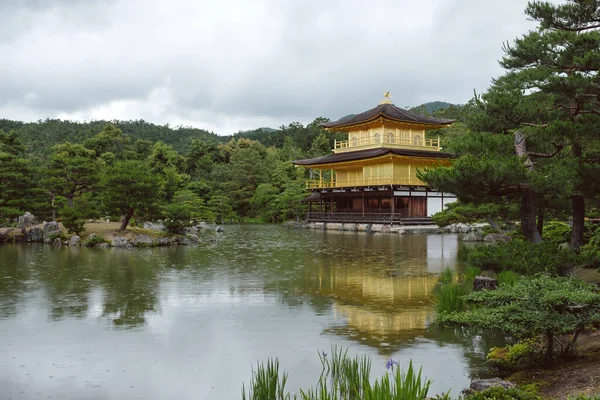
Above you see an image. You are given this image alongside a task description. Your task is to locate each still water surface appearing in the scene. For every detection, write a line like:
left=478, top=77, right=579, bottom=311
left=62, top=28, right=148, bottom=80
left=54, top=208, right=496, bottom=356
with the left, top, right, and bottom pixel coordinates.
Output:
left=0, top=225, right=502, bottom=399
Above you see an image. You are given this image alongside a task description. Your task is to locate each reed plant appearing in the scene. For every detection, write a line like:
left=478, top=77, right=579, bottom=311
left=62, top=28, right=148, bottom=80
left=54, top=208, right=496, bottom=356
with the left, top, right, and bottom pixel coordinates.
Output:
left=242, top=359, right=291, bottom=400
left=241, top=346, right=433, bottom=400
left=435, top=281, right=470, bottom=315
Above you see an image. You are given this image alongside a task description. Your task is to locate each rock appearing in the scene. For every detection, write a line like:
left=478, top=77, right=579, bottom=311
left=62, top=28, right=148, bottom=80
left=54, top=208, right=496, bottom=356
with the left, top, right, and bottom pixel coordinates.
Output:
left=463, top=231, right=484, bottom=242
left=0, top=228, right=12, bottom=243
left=365, top=224, right=373, bottom=233
left=176, top=237, right=191, bottom=245
left=133, top=235, right=154, bottom=247
left=96, top=243, right=110, bottom=249
left=187, top=226, right=199, bottom=234
left=17, top=212, right=37, bottom=228
left=43, top=221, right=59, bottom=236
left=27, top=227, right=44, bottom=242
left=391, top=228, right=406, bottom=235
left=456, top=223, right=472, bottom=233
left=155, top=237, right=172, bottom=246
left=185, top=234, right=199, bottom=244
left=88, top=233, right=97, bottom=240
left=469, top=378, right=515, bottom=393
left=215, top=225, right=224, bottom=233
left=111, top=237, right=131, bottom=248
left=43, top=230, right=61, bottom=243
left=69, top=235, right=80, bottom=246
left=125, top=244, right=134, bottom=250
left=143, top=222, right=153, bottom=229
left=558, top=242, right=570, bottom=250
left=483, top=233, right=511, bottom=243
left=473, top=276, right=499, bottom=291
left=52, top=237, right=62, bottom=246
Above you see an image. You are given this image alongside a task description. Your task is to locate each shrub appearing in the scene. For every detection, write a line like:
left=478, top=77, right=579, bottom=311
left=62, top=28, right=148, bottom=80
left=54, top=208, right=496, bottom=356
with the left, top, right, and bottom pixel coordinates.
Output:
left=84, top=234, right=106, bottom=246
left=60, top=206, right=85, bottom=235
left=486, top=339, right=543, bottom=373
left=542, top=220, right=571, bottom=244
left=466, top=241, right=584, bottom=275
left=496, top=270, right=520, bottom=286
left=462, top=386, right=541, bottom=400
left=162, top=203, right=192, bottom=234
left=568, top=395, right=600, bottom=400
left=439, top=275, right=600, bottom=357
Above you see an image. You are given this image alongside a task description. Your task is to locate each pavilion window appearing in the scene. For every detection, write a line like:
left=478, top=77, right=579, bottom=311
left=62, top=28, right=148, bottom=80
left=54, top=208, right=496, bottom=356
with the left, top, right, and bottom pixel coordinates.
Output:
left=388, top=132, right=395, bottom=143
left=413, top=135, right=421, bottom=146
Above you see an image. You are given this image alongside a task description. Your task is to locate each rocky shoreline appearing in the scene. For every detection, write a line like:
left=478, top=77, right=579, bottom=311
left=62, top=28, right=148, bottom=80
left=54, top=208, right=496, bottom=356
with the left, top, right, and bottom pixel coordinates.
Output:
left=283, top=220, right=513, bottom=242
left=0, top=213, right=224, bottom=248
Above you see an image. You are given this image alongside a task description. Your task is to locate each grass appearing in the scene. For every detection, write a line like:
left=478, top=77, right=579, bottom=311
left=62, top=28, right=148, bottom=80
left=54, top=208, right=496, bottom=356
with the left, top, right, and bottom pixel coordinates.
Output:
left=241, top=346, right=433, bottom=400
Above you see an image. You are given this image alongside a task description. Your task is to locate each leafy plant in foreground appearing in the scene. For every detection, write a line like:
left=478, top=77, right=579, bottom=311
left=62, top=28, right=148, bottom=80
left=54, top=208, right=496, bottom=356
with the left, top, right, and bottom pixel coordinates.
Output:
left=439, top=275, right=600, bottom=357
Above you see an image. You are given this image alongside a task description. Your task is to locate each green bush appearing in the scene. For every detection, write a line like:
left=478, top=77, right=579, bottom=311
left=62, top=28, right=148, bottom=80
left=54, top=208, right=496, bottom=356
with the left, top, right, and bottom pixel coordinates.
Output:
left=486, top=339, right=543, bottom=373
left=439, top=275, right=600, bottom=357
left=466, top=241, right=584, bottom=275
left=60, top=206, right=85, bottom=235
left=162, top=203, right=192, bottom=234
left=462, top=386, right=540, bottom=400
left=568, top=395, right=600, bottom=400
left=542, top=220, right=571, bottom=244
left=84, top=234, right=106, bottom=246
left=496, top=270, right=520, bottom=286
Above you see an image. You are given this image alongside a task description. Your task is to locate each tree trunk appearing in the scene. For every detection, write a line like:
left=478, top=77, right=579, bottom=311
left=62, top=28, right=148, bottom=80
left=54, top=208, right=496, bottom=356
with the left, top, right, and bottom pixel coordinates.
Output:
left=118, top=208, right=134, bottom=232
left=546, top=331, right=554, bottom=358
left=521, top=187, right=543, bottom=243
left=571, top=195, right=585, bottom=253
left=67, top=193, right=74, bottom=207
left=537, top=208, right=544, bottom=236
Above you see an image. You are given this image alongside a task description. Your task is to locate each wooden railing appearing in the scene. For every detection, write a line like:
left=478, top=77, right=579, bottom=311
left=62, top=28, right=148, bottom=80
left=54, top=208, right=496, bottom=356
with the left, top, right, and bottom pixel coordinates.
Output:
left=334, top=134, right=440, bottom=152
left=305, top=175, right=425, bottom=189
left=306, top=212, right=435, bottom=224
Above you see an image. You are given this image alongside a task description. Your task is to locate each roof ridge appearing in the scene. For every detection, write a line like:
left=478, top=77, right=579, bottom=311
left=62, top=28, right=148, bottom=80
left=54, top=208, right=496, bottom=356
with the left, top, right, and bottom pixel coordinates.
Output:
left=389, top=104, right=419, bottom=122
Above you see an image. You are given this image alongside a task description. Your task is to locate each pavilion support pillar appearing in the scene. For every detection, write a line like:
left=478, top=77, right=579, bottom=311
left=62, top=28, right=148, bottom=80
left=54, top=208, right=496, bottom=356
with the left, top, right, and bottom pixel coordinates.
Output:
left=391, top=189, right=395, bottom=225
left=362, top=191, right=365, bottom=216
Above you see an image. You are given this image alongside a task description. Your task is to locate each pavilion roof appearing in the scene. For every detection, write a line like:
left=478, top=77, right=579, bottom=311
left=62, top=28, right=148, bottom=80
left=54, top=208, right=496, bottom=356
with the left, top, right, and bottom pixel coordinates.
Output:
left=322, top=103, right=454, bottom=130
left=292, top=147, right=453, bottom=166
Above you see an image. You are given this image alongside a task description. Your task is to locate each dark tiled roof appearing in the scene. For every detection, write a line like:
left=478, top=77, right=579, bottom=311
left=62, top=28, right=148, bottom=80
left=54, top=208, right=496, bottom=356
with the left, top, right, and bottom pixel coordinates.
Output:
left=292, top=148, right=453, bottom=166
left=322, top=103, right=454, bottom=129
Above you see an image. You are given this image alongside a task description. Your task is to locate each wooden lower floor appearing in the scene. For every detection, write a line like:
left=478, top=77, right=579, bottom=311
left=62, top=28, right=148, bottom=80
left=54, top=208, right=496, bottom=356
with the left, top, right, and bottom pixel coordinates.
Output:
left=304, top=187, right=456, bottom=224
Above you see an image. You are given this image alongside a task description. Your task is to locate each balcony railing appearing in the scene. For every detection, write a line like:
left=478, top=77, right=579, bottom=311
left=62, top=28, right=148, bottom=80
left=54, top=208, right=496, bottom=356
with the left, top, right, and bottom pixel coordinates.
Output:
left=305, top=175, right=425, bottom=189
left=306, top=212, right=435, bottom=224
left=334, top=134, right=440, bottom=153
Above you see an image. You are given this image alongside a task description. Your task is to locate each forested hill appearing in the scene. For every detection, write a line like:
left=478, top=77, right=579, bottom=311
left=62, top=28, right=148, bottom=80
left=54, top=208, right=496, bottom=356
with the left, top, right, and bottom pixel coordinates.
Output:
left=0, top=118, right=223, bottom=156
left=0, top=100, right=466, bottom=156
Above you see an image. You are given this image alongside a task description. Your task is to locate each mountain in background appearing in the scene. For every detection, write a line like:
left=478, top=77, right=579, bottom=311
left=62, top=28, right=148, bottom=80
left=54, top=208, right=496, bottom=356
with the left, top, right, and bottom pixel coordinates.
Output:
left=419, top=101, right=454, bottom=114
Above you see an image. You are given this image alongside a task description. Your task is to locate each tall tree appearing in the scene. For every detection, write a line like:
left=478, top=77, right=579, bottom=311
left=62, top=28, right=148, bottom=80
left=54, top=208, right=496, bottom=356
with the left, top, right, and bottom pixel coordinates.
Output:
left=101, top=160, right=164, bottom=231
left=499, top=0, right=600, bottom=250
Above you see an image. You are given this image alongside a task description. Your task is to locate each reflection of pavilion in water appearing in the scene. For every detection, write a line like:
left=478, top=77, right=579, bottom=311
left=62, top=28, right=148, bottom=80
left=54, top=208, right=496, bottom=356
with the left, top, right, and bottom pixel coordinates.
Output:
left=316, top=234, right=459, bottom=353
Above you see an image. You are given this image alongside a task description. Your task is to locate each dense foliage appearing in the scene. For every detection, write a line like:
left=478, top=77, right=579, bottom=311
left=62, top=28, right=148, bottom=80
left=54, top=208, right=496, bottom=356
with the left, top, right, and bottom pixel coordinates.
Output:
left=439, top=275, right=600, bottom=357
left=420, top=0, right=600, bottom=249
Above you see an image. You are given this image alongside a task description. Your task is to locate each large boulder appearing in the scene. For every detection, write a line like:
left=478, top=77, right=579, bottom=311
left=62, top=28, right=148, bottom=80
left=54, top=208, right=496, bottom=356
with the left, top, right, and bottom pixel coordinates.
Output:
left=483, top=233, right=512, bottom=243
left=111, top=237, right=131, bottom=248
left=473, top=276, right=499, bottom=291
left=133, top=235, right=154, bottom=247
left=27, top=227, right=44, bottom=242
left=215, top=225, right=224, bottom=233
left=469, top=378, right=516, bottom=392
left=155, top=237, right=173, bottom=246
left=52, top=237, right=62, bottom=246
left=17, top=212, right=37, bottom=228
left=69, top=235, right=80, bottom=246
left=463, top=231, right=483, bottom=242
left=456, top=223, right=472, bottom=233
left=43, top=221, right=59, bottom=234
left=185, top=234, right=199, bottom=244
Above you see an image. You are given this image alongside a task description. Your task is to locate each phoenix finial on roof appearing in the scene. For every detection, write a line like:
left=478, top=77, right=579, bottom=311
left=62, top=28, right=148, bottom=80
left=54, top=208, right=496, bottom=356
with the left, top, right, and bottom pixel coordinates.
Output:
left=380, top=91, right=393, bottom=104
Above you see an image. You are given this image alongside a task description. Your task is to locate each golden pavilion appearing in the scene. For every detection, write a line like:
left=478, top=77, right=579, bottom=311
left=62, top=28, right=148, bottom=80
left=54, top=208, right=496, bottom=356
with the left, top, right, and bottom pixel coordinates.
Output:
left=293, top=93, right=457, bottom=224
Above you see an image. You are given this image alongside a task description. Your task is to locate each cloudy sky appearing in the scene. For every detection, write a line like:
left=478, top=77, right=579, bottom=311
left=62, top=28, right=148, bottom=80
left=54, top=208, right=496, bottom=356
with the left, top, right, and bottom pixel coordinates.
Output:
left=1, top=0, right=537, bottom=134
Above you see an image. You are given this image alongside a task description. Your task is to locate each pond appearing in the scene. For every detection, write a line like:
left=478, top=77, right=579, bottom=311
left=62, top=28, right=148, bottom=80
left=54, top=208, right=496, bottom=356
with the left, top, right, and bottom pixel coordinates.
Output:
left=0, top=225, right=504, bottom=399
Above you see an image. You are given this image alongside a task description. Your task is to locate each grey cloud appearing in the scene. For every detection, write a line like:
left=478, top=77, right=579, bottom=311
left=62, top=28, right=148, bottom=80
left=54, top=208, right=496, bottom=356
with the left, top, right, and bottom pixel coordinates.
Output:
left=0, top=0, right=536, bottom=133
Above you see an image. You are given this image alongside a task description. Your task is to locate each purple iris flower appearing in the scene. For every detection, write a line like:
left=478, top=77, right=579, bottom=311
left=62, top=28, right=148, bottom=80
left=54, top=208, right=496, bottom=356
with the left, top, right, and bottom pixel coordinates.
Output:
left=386, top=359, right=399, bottom=370
left=322, top=351, right=327, bottom=357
